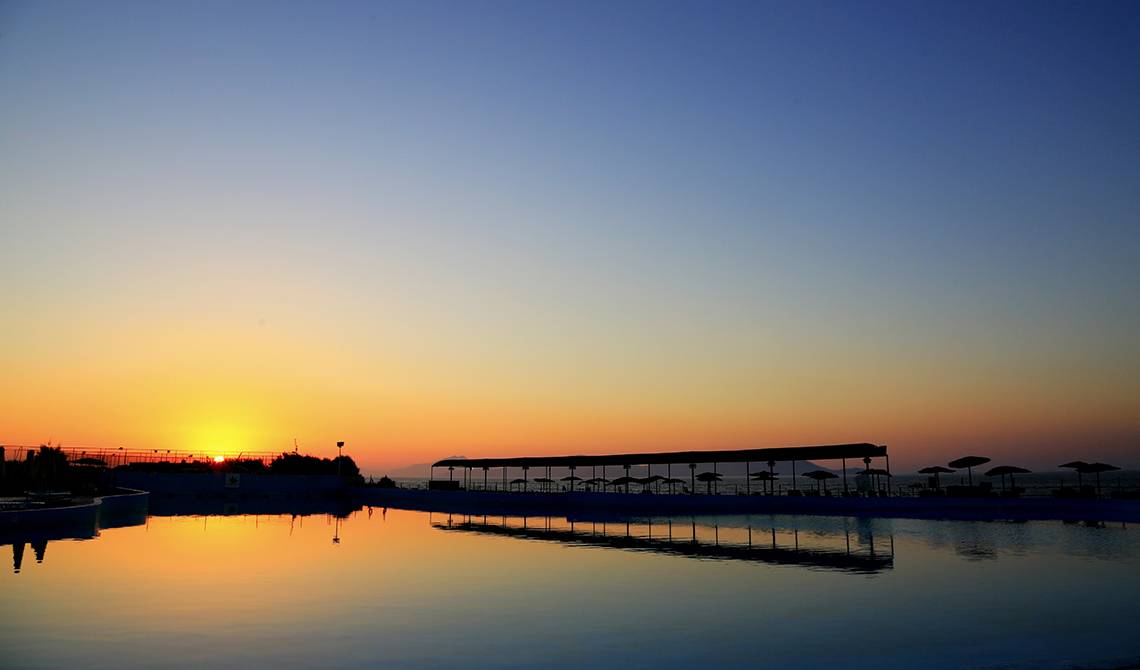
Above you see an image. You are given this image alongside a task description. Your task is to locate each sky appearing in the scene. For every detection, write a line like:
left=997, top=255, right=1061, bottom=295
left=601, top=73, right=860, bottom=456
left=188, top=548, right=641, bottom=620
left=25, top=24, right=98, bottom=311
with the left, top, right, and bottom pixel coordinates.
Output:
left=1, top=0, right=1138, bottom=472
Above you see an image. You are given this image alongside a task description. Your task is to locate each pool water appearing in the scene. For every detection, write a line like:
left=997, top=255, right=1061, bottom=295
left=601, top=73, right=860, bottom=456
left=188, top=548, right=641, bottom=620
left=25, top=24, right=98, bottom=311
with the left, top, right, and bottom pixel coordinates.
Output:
left=3, top=508, right=1139, bottom=669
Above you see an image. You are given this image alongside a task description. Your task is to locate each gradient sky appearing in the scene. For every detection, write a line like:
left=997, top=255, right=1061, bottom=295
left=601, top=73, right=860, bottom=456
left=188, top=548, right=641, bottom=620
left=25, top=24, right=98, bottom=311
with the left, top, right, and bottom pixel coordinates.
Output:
left=2, top=0, right=1138, bottom=471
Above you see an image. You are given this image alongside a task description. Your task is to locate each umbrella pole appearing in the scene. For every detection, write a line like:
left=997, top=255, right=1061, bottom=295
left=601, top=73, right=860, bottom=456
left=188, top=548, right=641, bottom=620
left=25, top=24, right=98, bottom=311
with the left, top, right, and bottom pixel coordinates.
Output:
left=746, top=462, right=750, bottom=495
left=842, top=458, right=847, bottom=495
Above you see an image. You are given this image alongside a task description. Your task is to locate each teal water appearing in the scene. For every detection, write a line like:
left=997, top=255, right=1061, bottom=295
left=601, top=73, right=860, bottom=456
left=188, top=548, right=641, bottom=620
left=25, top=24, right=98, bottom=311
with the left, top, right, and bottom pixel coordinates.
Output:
left=2, top=508, right=1139, bottom=669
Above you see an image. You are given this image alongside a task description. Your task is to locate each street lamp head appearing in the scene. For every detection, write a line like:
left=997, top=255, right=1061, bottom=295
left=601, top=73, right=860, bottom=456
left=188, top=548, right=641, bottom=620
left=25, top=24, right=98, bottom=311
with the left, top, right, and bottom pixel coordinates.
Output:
left=337, top=441, right=344, bottom=448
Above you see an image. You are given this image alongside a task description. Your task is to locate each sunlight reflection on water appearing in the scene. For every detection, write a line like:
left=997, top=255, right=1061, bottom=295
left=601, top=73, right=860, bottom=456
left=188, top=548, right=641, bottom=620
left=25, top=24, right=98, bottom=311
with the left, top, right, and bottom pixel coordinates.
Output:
left=2, top=507, right=1138, bottom=669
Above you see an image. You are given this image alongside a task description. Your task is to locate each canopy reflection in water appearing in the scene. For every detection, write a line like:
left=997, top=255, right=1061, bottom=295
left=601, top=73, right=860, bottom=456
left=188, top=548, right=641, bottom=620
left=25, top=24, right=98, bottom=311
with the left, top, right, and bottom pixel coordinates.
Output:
left=430, top=512, right=894, bottom=574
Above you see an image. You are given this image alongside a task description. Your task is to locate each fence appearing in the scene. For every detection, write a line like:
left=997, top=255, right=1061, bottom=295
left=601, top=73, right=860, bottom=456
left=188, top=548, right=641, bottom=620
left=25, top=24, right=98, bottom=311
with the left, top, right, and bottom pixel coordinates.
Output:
left=0, top=444, right=283, bottom=469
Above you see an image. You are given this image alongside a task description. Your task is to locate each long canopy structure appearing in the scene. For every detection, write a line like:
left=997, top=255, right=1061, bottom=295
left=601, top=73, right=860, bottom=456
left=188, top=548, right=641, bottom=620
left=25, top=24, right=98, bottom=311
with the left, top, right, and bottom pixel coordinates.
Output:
left=432, top=443, right=886, bottom=471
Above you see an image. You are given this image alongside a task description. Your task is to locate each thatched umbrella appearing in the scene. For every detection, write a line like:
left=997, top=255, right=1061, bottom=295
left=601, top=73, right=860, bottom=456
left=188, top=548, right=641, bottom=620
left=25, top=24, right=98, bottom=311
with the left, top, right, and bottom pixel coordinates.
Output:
left=863, top=467, right=892, bottom=494
left=610, top=475, right=635, bottom=493
left=918, top=465, right=955, bottom=489
left=534, top=476, right=554, bottom=492
left=696, top=471, right=722, bottom=495
left=509, top=477, right=528, bottom=492
left=637, top=474, right=665, bottom=493
left=1058, top=461, right=1090, bottom=490
left=560, top=474, right=582, bottom=492
left=1081, top=462, right=1121, bottom=496
left=801, top=470, right=838, bottom=494
left=985, top=465, right=1030, bottom=493
left=583, top=477, right=609, bottom=491
left=948, top=456, right=991, bottom=486
left=750, top=471, right=779, bottom=495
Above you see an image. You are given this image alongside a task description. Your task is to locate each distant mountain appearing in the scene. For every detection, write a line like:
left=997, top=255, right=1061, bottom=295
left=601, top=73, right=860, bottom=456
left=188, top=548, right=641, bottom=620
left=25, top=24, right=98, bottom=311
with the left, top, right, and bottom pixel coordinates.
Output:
left=385, top=457, right=465, bottom=479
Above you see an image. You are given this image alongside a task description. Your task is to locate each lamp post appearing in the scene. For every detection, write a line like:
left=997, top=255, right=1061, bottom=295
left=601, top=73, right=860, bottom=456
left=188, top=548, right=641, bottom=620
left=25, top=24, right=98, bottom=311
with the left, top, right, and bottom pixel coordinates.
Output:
left=337, top=441, right=344, bottom=478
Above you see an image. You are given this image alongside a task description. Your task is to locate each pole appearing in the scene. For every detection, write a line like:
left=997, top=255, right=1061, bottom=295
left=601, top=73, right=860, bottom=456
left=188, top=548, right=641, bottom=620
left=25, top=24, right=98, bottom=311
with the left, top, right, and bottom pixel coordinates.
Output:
left=842, top=458, right=848, bottom=495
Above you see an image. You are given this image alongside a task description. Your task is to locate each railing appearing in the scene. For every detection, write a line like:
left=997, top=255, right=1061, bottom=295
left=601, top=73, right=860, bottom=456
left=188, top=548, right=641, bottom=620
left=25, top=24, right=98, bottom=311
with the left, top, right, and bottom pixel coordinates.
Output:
left=0, top=444, right=283, bottom=468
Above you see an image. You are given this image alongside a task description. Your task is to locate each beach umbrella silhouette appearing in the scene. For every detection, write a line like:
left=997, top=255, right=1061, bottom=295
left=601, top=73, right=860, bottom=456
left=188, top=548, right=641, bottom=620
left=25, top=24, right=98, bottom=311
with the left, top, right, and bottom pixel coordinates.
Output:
left=662, top=477, right=685, bottom=494
left=863, top=468, right=892, bottom=493
left=509, top=477, right=528, bottom=491
left=918, top=465, right=955, bottom=489
left=948, top=456, right=991, bottom=486
left=1081, top=462, right=1121, bottom=496
left=985, top=465, right=1030, bottom=493
left=534, top=477, right=554, bottom=492
left=801, top=470, right=838, bottom=494
left=560, top=474, right=582, bottom=491
left=1059, top=461, right=1090, bottom=490
left=610, top=475, right=635, bottom=493
left=696, top=471, right=722, bottom=495
left=583, top=477, right=609, bottom=491
left=751, top=471, right=779, bottom=494
left=636, top=474, right=665, bottom=492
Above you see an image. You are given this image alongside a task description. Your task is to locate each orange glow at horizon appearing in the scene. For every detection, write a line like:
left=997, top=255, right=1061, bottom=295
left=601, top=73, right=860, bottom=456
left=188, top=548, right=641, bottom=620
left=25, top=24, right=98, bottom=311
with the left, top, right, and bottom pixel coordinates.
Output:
left=1, top=259, right=1138, bottom=473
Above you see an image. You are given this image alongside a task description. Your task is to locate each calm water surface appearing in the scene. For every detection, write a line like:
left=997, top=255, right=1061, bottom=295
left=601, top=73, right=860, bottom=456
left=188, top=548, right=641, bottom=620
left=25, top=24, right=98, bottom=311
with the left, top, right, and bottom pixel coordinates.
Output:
left=3, top=508, right=1139, bottom=669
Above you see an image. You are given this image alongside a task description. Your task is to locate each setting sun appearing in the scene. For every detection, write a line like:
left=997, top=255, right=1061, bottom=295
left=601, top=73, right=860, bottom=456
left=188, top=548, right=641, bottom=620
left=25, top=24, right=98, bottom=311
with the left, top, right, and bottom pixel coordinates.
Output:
left=212, top=456, right=225, bottom=463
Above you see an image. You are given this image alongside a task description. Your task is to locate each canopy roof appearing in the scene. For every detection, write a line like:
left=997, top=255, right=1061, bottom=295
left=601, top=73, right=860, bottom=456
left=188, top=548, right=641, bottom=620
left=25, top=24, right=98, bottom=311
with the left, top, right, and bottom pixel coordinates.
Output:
left=432, top=443, right=886, bottom=470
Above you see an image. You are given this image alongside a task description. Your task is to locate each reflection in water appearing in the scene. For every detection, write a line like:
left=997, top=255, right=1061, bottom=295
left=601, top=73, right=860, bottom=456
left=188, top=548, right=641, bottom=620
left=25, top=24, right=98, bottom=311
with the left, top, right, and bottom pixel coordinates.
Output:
left=1, top=498, right=147, bottom=573
left=2, top=496, right=355, bottom=572
left=3, top=523, right=97, bottom=573
left=431, top=512, right=895, bottom=573
left=3, top=508, right=1140, bottom=670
